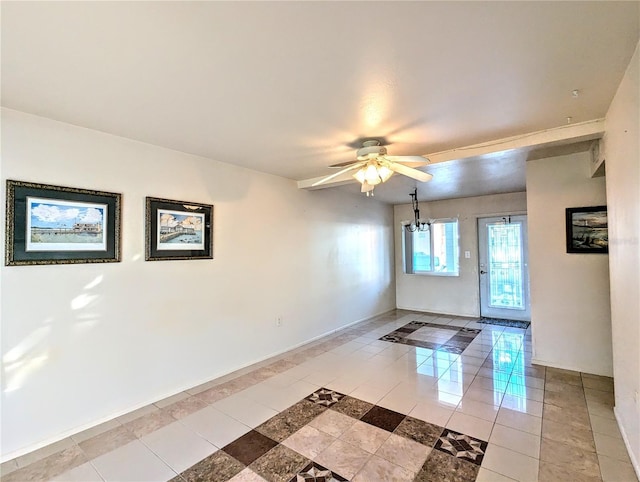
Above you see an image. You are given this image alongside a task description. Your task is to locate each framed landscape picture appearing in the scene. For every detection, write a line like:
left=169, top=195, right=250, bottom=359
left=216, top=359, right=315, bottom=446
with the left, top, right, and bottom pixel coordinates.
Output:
left=5, top=180, right=121, bottom=266
left=565, top=206, right=608, bottom=254
left=145, top=197, right=213, bottom=261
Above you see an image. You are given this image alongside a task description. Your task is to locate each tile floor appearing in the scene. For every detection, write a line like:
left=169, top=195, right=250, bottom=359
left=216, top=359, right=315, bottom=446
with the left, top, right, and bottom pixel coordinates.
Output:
left=1, top=310, right=637, bottom=482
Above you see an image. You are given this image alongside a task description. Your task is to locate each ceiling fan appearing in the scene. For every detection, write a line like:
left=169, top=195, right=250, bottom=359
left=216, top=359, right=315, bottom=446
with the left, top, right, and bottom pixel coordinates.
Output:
left=312, top=139, right=433, bottom=195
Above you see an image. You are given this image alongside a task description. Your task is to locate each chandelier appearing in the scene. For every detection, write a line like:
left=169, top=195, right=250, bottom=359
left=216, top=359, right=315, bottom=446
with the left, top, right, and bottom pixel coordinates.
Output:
left=404, top=188, right=430, bottom=232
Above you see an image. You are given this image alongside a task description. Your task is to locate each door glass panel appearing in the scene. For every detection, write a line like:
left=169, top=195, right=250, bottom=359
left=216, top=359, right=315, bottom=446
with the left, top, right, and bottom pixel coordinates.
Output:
left=487, top=223, right=524, bottom=310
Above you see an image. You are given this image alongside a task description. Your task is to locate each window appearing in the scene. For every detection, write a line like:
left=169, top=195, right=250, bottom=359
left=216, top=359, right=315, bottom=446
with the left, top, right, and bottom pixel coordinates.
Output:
left=403, top=219, right=459, bottom=275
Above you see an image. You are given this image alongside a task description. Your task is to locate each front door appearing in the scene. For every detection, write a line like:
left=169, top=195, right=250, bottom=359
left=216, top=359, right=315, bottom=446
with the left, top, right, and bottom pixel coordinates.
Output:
left=478, top=215, right=530, bottom=321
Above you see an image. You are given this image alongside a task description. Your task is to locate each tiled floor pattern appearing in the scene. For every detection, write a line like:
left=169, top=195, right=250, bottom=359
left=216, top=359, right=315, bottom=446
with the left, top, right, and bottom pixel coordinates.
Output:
left=1, top=310, right=637, bottom=482
left=380, top=321, right=481, bottom=354
left=169, top=387, right=486, bottom=481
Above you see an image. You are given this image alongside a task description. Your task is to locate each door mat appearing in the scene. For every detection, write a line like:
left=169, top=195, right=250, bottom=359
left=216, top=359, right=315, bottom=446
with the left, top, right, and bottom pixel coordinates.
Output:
left=478, top=317, right=530, bottom=329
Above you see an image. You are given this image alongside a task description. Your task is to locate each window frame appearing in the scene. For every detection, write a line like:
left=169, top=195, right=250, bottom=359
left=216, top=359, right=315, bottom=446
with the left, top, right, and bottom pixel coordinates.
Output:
left=402, top=217, right=460, bottom=276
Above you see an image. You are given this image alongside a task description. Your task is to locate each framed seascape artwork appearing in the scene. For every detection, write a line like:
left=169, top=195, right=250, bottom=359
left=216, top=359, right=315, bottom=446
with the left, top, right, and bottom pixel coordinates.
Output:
left=145, top=197, right=213, bottom=261
left=5, top=180, right=122, bottom=266
left=565, top=205, right=608, bottom=254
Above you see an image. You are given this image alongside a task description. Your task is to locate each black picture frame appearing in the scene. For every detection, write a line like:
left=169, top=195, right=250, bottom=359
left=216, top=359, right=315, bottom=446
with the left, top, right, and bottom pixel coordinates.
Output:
left=5, top=180, right=122, bottom=266
left=565, top=205, right=608, bottom=254
left=145, top=197, right=213, bottom=261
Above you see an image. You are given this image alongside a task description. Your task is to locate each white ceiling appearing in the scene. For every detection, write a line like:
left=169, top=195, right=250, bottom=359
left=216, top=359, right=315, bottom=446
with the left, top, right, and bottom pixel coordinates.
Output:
left=2, top=2, right=639, bottom=204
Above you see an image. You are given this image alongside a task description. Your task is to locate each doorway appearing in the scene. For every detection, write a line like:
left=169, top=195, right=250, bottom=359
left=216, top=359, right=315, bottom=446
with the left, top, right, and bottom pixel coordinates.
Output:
left=478, top=215, right=530, bottom=321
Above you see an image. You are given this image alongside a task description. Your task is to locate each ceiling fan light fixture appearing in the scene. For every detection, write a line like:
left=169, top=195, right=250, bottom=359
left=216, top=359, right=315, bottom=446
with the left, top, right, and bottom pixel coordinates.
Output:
left=353, top=161, right=394, bottom=186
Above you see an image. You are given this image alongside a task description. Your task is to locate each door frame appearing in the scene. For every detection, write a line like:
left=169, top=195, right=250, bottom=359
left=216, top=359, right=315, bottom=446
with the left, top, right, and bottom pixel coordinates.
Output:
left=478, top=214, right=531, bottom=321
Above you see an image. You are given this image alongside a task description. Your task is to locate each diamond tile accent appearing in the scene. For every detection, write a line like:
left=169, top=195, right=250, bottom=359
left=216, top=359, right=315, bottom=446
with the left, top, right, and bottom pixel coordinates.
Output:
left=360, top=405, right=406, bottom=432
left=289, top=461, right=347, bottom=482
left=434, top=429, right=488, bottom=465
left=223, top=430, right=278, bottom=466
left=306, top=388, right=345, bottom=407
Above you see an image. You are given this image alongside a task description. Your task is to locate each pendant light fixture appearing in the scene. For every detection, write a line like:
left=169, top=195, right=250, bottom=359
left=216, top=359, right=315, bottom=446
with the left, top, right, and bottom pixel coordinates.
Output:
left=404, top=188, right=429, bottom=232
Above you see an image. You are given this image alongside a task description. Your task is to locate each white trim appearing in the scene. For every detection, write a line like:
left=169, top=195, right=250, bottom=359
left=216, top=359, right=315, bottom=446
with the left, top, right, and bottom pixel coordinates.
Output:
left=530, top=357, right=614, bottom=378
left=614, top=407, right=640, bottom=480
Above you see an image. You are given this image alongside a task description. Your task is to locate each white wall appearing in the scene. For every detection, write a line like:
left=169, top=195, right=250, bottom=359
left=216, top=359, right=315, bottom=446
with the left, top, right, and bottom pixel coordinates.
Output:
left=603, top=42, right=639, bottom=473
left=0, top=109, right=396, bottom=459
left=526, top=151, right=612, bottom=376
left=394, top=192, right=527, bottom=316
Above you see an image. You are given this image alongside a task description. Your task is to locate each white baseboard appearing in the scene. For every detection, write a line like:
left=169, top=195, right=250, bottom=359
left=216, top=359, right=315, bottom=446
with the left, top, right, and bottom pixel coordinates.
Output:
left=530, top=357, right=614, bottom=378
left=614, top=407, right=640, bottom=480
left=395, top=305, right=478, bottom=318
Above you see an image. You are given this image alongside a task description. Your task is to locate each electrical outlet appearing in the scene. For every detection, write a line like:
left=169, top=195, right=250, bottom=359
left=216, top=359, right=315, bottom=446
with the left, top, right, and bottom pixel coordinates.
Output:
left=276, top=316, right=282, bottom=327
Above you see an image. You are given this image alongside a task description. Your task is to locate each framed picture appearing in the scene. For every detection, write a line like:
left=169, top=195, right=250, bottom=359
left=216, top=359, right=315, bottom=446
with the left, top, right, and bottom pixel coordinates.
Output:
left=5, top=180, right=121, bottom=266
left=566, top=205, right=608, bottom=253
left=145, top=197, right=213, bottom=261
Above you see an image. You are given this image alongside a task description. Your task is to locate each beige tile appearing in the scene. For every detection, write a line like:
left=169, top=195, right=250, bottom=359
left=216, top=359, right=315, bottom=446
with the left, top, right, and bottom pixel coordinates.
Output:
left=340, top=420, right=391, bottom=454
left=496, top=407, right=542, bottom=436
left=1, top=446, right=87, bottom=482
left=590, top=414, right=623, bottom=438
left=353, top=454, right=416, bottom=482
left=315, top=439, right=371, bottom=480
left=586, top=399, right=616, bottom=420
left=544, top=389, right=588, bottom=410
left=162, top=395, right=208, bottom=420
left=455, top=398, right=499, bottom=423
left=446, top=412, right=493, bottom=441
left=71, top=418, right=122, bottom=444
left=116, top=404, right=159, bottom=424
left=538, top=461, right=602, bottom=482
left=78, top=424, right=136, bottom=460
left=581, top=374, right=614, bottom=393
left=153, top=391, right=190, bottom=408
left=185, top=379, right=221, bottom=395
left=308, top=409, right=357, bottom=438
left=546, top=367, right=582, bottom=386
left=375, top=433, right=430, bottom=473
left=543, top=402, right=591, bottom=430
left=409, top=400, right=454, bottom=427
left=16, top=437, right=76, bottom=468
left=51, top=461, right=103, bottom=481
left=1, top=459, right=18, bottom=477
left=593, top=432, right=633, bottom=462
left=196, top=384, right=239, bottom=404
left=476, top=467, right=517, bottom=482
left=540, top=438, right=601, bottom=478
left=545, top=380, right=585, bottom=396
left=490, top=424, right=540, bottom=459
left=542, top=418, right=596, bottom=453
left=124, top=409, right=175, bottom=438
left=482, top=444, right=539, bottom=482
left=282, top=425, right=336, bottom=460
left=585, top=388, right=615, bottom=407
left=91, top=439, right=176, bottom=481
left=598, top=454, right=639, bottom=482
left=228, top=467, right=269, bottom=482
left=500, top=394, right=543, bottom=417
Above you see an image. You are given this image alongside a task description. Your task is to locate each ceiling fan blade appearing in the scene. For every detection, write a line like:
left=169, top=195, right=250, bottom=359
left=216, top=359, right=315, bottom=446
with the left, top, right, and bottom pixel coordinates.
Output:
left=385, top=155, right=430, bottom=167
left=361, top=181, right=375, bottom=193
left=311, top=162, right=366, bottom=186
left=329, top=160, right=359, bottom=168
left=387, top=162, right=434, bottom=182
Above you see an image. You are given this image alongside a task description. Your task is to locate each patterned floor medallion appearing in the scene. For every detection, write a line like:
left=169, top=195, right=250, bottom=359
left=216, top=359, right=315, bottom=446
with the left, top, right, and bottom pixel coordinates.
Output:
left=434, top=429, right=488, bottom=465
left=306, top=388, right=345, bottom=407
left=174, top=389, right=490, bottom=481
left=290, top=461, right=348, bottom=482
left=379, top=321, right=481, bottom=354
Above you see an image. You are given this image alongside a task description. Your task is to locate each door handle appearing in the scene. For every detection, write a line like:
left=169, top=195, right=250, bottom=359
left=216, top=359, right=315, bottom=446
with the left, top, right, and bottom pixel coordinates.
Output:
left=480, top=270, right=487, bottom=274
